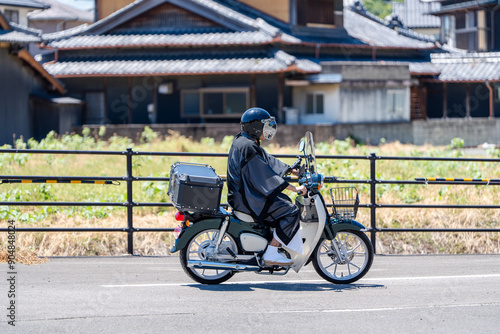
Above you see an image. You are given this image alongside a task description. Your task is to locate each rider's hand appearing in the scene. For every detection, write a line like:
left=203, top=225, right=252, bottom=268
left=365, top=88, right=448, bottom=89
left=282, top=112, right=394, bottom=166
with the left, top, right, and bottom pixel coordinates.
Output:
left=295, top=185, right=307, bottom=195
left=291, top=169, right=299, bottom=177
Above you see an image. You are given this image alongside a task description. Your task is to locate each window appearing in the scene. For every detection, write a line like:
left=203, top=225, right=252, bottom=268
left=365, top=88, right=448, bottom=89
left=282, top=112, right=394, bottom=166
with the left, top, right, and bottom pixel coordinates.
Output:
left=306, top=93, right=324, bottom=114
left=85, top=92, right=105, bottom=124
left=4, top=10, right=19, bottom=24
left=181, top=90, right=200, bottom=116
left=387, top=90, right=405, bottom=115
left=455, top=11, right=479, bottom=51
left=297, top=0, right=335, bottom=26
left=181, top=88, right=249, bottom=118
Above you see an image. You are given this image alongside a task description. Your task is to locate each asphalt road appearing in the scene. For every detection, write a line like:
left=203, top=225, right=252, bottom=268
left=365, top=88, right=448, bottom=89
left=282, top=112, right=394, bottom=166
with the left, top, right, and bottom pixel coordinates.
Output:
left=2, top=254, right=500, bottom=333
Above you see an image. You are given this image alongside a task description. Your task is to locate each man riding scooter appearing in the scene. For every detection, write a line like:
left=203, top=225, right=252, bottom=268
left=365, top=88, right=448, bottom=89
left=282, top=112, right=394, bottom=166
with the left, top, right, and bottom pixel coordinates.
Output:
left=226, top=108, right=307, bottom=266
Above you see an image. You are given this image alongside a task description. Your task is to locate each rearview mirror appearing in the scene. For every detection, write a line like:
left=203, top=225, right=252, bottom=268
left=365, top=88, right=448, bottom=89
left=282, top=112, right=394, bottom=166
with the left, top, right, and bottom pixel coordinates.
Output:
left=298, top=139, right=305, bottom=152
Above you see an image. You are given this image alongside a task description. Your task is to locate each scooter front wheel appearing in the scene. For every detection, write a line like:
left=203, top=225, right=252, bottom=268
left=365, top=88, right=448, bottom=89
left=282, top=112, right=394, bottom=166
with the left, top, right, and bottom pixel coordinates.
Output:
left=312, top=230, right=373, bottom=284
left=179, top=228, right=238, bottom=284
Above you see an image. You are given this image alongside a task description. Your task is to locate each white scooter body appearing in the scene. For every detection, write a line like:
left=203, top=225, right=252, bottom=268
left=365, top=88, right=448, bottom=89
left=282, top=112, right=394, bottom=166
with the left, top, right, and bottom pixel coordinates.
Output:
left=285, top=194, right=326, bottom=273
left=235, top=194, right=326, bottom=273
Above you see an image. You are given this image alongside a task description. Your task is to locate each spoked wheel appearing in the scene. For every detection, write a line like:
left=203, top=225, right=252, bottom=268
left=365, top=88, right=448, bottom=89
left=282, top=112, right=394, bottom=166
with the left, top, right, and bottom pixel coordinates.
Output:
left=179, top=229, right=238, bottom=284
left=312, top=230, right=374, bottom=284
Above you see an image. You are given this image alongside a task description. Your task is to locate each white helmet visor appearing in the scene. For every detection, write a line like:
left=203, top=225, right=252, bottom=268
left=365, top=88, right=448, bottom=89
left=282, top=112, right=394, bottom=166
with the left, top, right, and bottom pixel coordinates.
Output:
left=261, top=117, right=277, bottom=140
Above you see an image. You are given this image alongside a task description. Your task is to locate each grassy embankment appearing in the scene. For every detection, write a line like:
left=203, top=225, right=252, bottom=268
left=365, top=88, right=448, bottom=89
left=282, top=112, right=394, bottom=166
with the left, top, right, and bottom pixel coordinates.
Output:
left=1, top=128, right=499, bottom=260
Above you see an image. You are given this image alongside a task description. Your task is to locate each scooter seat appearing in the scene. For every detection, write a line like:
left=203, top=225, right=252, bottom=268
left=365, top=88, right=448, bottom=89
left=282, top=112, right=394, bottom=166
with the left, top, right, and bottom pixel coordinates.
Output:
left=233, top=210, right=255, bottom=222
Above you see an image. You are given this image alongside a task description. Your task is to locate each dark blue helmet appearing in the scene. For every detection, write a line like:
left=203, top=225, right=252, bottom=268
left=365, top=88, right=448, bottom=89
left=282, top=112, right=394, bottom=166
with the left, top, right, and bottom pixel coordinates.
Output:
left=241, top=108, right=277, bottom=140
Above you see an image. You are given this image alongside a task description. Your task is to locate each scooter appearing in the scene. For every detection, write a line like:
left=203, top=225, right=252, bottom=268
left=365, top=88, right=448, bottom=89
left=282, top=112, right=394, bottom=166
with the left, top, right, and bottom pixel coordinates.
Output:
left=169, top=131, right=374, bottom=284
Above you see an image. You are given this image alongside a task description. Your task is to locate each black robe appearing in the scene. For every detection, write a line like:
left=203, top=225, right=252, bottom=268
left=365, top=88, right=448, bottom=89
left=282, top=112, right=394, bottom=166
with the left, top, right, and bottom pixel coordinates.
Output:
left=227, top=133, right=300, bottom=245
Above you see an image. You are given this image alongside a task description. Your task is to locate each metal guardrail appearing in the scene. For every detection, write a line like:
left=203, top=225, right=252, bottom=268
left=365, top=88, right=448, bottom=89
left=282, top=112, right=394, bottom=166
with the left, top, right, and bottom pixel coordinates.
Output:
left=1, top=148, right=500, bottom=254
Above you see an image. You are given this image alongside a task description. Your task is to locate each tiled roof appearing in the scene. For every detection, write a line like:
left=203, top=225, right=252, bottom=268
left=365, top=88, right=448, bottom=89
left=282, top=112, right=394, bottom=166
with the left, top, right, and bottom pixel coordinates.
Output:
left=0, top=22, right=41, bottom=43
left=0, top=29, right=41, bottom=42
left=430, top=52, right=500, bottom=82
left=42, top=23, right=89, bottom=41
left=0, top=0, right=48, bottom=9
left=47, top=31, right=275, bottom=49
left=344, top=9, right=436, bottom=48
left=43, top=49, right=321, bottom=77
left=410, top=52, right=500, bottom=82
left=392, top=0, right=441, bottom=28
left=28, top=0, right=93, bottom=22
left=409, top=62, right=441, bottom=75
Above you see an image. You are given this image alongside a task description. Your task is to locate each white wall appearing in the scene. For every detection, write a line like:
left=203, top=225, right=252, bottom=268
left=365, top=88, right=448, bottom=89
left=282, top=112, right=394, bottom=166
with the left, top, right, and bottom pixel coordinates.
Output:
left=291, top=83, right=340, bottom=125
left=339, top=86, right=410, bottom=123
left=292, top=83, right=410, bottom=125
left=0, top=6, right=34, bottom=26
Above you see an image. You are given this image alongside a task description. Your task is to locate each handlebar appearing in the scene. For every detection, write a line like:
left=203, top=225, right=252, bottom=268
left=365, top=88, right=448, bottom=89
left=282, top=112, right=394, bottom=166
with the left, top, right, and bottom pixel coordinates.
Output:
left=289, top=157, right=302, bottom=172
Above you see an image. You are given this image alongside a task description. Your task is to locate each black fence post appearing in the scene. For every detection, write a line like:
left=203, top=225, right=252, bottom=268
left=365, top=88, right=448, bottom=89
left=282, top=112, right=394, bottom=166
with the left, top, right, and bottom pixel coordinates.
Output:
left=126, top=147, right=134, bottom=255
left=370, top=152, right=377, bottom=253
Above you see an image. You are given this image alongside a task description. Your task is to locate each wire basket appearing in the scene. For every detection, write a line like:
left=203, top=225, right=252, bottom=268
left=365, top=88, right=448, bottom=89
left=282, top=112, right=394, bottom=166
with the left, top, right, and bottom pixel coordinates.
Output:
left=330, top=187, right=360, bottom=220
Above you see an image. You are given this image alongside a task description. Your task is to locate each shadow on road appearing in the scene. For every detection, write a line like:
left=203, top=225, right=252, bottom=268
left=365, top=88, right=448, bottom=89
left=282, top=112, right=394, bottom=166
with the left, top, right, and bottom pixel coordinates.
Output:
left=188, top=282, right=385, bottom=292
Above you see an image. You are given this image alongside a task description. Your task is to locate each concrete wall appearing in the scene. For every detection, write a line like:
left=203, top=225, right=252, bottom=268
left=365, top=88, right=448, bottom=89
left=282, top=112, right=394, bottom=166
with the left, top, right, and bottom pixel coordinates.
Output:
left=412, top=119, right=500, bottom=146
left=74, top=118, right=500, bottom=147
left=339, top=85, right=410, bottom=123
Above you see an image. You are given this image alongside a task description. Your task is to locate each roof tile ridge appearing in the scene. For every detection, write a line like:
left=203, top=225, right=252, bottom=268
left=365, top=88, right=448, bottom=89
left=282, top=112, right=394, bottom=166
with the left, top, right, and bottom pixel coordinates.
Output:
left=9, top=22, right=42, bottom=36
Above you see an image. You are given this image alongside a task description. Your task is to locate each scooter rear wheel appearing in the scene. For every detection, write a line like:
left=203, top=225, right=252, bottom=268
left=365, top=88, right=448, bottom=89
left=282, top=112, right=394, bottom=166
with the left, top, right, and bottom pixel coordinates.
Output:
left=179, top=228, right=238, bottom=284
left=312, top=230, right=373, bottom=284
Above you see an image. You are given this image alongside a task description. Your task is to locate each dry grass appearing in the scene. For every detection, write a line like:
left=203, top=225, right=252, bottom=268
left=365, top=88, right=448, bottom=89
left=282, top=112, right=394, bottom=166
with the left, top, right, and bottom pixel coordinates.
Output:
left=0, top=249, right=48, bottom=265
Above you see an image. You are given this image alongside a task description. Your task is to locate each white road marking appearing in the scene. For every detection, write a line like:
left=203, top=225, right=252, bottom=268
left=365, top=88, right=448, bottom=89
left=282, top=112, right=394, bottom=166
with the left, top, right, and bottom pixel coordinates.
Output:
left=264, top=302, right=500, bottom=314
left=101, top=273, right=500, bottom=288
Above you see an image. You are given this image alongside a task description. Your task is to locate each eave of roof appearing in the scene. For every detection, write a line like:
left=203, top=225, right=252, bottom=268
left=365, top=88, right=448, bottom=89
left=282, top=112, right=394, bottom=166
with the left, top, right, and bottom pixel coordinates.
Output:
left=43, top=50, right=321, bottom=78
left=17, top=49, right=65, bottom=93
left=429, top=0, right=498, bottom=15
left=0, top=0, right=49, bottom=9
left=44, top=31, right=278, bottom=50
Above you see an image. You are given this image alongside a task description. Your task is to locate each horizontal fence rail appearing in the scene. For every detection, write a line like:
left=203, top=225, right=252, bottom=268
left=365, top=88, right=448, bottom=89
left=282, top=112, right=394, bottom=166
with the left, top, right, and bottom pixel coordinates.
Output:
left=1, top=148, right=500, bottom=254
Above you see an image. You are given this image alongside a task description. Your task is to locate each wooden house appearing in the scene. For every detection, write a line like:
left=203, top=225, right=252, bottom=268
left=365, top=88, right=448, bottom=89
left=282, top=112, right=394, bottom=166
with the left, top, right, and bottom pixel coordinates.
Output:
left=0, top=11, right=69, bottom=145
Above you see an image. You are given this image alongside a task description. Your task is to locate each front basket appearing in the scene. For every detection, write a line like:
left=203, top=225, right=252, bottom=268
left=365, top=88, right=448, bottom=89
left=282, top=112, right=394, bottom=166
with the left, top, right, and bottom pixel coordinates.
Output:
left=330, top=187, right=360, bottom=220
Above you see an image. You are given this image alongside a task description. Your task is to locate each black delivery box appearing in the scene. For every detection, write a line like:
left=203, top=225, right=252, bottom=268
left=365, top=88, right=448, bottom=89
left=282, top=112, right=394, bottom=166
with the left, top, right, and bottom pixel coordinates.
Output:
left=168, top=162, right=223, bottom=214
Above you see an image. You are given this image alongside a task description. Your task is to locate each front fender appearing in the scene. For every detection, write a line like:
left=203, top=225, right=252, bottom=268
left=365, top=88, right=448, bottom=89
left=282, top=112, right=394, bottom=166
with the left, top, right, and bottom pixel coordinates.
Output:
left=170, top=219, right=222, bottom=253
left=322, top=220, right=366, bottom=240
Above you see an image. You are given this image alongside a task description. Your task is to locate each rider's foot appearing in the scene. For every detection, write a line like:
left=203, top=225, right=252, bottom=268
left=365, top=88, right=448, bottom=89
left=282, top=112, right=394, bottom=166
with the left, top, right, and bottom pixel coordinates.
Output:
left=262, top=245, right=293, bottom=266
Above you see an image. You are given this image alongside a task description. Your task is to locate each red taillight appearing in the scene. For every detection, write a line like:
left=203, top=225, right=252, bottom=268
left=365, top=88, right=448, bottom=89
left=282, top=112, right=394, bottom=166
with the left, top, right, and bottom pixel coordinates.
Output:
left=175, top=211, right=185, bottom=221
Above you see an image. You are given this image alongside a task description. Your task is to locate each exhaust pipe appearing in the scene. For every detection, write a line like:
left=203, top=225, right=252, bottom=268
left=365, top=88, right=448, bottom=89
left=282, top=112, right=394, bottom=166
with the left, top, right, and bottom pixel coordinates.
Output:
left=187, top=260, right=261, bottom=272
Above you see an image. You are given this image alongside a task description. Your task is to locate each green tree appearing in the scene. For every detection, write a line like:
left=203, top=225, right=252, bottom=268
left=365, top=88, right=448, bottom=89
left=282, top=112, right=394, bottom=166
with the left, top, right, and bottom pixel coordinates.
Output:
left=363, top=0, right=393, bottom=19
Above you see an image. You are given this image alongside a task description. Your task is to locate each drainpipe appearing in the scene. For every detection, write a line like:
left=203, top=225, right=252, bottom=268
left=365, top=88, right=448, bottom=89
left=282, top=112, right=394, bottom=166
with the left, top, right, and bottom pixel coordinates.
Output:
left=486, top=81, right=494, bottom=118
left=56, top=19, right=69, bottom=32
